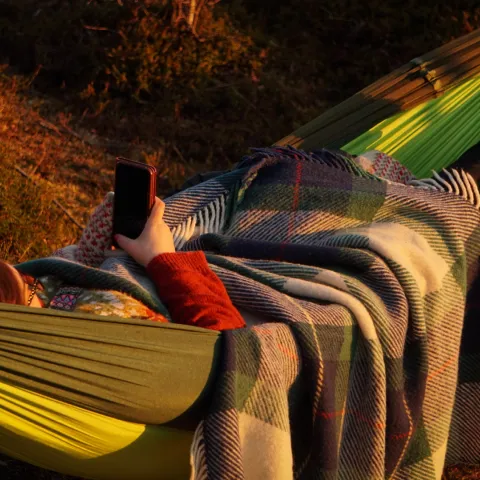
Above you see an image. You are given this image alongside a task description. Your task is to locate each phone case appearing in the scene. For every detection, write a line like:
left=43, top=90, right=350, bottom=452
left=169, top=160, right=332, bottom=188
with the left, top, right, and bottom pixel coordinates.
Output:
left=112, top=158, right=157, bottom=247
left=116, top=157, right=157, bottom=205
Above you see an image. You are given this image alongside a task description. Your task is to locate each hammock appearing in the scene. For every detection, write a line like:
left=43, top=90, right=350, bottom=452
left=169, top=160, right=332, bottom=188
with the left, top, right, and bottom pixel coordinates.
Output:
left=1, top=31, right=480, bottom=480
left=276, top=29, right=480, bottom=177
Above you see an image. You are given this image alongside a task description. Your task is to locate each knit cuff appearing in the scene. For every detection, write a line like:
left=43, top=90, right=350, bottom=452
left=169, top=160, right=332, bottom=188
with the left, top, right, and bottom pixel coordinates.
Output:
left=147, top=251, right=210, bottom=276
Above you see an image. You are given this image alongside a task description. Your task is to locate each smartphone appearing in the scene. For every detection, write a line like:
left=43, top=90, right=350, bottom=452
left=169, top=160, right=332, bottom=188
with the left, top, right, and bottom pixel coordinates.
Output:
left=112, top=158, right=157, bottom=248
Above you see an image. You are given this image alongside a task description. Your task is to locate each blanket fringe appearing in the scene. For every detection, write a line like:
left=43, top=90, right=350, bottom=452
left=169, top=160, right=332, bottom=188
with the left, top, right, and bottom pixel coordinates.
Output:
left=172, top=194, right=228, bottom=250
left=408, top=169, right=480, bottom=209
left=171, top=154, right=479, bottom=252
left=190, top=421, right=209, bottom=480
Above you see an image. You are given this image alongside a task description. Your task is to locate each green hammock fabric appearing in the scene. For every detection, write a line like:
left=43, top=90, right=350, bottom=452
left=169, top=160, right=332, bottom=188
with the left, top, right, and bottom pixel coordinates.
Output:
left=342, top=74, right=480, bottom=177
left=276, top=29, right=480, bottom=154
left=0, top=304, right=220, bottom=426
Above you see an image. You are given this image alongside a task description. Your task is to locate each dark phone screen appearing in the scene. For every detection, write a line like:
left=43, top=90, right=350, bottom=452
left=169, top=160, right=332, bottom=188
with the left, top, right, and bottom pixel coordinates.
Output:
left=113, top=163, right=152, bottom=240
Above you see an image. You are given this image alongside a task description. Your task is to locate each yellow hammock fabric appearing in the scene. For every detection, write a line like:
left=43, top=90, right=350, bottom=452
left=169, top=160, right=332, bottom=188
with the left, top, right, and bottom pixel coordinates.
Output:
left=343, top=75, right=480, bottom=178
left=0, top=382, right=192, bottom=479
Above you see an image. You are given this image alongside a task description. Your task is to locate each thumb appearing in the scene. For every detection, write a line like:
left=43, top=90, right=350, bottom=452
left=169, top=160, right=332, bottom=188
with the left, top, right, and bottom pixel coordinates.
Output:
left=115, top=234, right=135, bottom=254
left=149, top=198, right=166, bottom=223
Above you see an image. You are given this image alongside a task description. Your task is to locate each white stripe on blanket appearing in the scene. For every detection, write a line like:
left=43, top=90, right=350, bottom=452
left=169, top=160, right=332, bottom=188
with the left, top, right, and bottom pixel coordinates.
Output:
left=284, top=278, right=377, bottom=340
left=329, top=223, right=450, bottom=297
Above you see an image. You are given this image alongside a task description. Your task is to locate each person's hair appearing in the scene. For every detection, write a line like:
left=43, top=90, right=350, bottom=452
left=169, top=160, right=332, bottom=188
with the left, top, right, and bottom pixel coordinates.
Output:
left=0, top=260, right=27, bottom=305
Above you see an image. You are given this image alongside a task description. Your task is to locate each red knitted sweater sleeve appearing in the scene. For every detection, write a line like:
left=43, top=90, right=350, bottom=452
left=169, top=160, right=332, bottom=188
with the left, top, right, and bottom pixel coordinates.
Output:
left=146, top=251, right=246, bottom=331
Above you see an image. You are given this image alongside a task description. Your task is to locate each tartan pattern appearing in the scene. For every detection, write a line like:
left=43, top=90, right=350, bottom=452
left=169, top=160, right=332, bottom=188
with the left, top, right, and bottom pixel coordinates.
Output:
left=186, top=147, right=480, bottom=480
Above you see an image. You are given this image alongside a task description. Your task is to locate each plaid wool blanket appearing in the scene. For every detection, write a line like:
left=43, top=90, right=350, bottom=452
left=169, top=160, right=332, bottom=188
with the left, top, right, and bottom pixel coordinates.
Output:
left=179, top=148, right=480, bottom=479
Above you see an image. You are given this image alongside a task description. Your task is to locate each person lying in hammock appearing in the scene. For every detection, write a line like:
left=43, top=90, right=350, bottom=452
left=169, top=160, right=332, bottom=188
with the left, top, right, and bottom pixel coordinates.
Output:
left=0, top=197, right=245, bottom=331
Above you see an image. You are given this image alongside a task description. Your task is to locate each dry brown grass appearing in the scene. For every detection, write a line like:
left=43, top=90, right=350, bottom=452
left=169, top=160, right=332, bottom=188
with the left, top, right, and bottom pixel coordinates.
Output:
left=0, top=70, right=197, bottom=263
left=444, top=465, right=480, bottom=480
left=0, top=71, right=113, bottom=263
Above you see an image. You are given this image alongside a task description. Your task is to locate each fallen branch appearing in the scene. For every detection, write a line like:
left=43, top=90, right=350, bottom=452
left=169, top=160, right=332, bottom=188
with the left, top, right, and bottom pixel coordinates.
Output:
left=36, top=116, right=63, bottom=136
left=172, top=144, right=189, bottom=164
left=34, top=112, right=98, bottom=147
left=83, top=25, right=110, bottom=31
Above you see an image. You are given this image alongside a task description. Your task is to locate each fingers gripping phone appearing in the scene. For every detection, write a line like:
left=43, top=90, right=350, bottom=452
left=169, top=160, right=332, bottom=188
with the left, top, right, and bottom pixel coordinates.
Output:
left=112, top=158, right=157, bottom=248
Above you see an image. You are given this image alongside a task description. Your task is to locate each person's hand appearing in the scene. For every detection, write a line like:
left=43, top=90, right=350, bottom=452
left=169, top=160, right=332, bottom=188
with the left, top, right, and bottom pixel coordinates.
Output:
left=115, top=197, right=175, bottom=266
